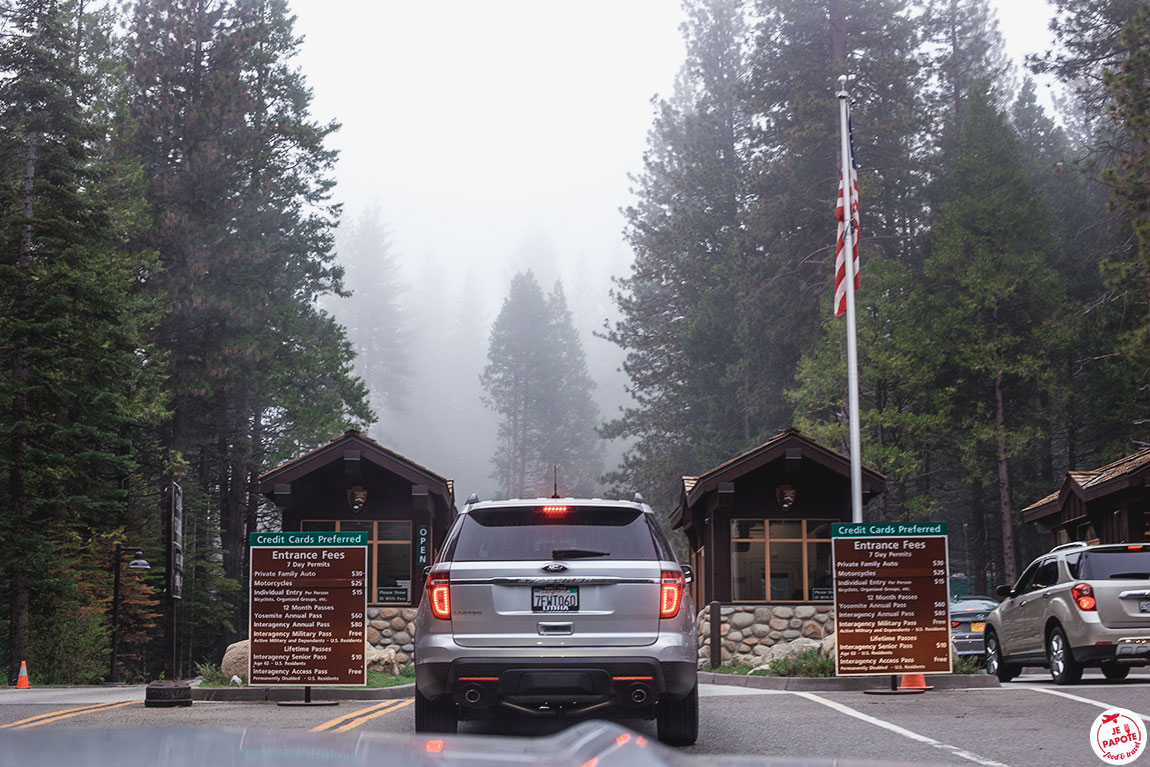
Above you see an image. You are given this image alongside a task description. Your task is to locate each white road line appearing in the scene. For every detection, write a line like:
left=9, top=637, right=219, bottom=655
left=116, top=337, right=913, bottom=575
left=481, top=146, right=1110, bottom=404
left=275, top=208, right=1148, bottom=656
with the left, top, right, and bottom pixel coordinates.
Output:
left=699, top=684, right=785, bottom=697
left=791, top=692, right=1010, bottom=767
left=1029, top=686, right=1150, bottom=722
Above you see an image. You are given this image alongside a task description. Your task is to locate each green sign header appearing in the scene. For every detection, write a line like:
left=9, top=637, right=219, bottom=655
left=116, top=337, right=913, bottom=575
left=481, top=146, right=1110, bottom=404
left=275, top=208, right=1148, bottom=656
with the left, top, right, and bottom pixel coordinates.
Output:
left=832, top=521, right=947, bottom=537
left=249, top=531, right=368, bottom=547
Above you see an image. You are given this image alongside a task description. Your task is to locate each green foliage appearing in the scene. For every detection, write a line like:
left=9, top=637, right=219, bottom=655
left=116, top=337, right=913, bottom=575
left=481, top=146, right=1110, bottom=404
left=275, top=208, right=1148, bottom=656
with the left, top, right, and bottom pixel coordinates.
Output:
left=195, top=661, right=231, bottom=687
left=710, top=662, right=755, bottom=676
left=952, top=656, right=983, bottom=675
left=757, top=649, right=836, bottom=677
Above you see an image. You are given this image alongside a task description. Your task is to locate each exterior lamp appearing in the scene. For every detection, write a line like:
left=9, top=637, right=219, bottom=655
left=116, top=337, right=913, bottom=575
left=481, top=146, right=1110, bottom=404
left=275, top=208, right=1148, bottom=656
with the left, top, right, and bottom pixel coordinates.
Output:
left=108, top=543, right=151, bottom=684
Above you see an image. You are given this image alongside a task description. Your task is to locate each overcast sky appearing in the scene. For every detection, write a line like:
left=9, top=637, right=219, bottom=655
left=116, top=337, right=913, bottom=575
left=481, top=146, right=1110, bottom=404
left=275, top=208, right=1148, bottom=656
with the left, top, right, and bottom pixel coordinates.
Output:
left=288, top=0, right=1059, bottom=489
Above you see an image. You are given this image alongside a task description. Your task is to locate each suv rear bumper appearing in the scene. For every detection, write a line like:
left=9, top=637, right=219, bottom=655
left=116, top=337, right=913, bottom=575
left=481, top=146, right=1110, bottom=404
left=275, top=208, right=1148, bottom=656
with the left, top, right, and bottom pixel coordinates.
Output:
left=417, top=657, right=697, bottom=709
left=1072, top=637, right=1150, bottom=664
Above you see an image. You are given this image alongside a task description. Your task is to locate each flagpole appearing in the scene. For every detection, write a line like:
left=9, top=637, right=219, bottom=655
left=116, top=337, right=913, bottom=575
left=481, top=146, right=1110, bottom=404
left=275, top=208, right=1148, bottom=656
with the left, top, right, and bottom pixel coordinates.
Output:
left=837, top=75, right=864, bottom=524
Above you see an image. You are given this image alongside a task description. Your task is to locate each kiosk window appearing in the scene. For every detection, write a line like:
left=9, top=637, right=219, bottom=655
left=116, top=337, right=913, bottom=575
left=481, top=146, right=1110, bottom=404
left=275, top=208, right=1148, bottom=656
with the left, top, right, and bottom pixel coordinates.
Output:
left=730, top=519, right=834, bottom=602
left=301, top=519, right=415, bottom=605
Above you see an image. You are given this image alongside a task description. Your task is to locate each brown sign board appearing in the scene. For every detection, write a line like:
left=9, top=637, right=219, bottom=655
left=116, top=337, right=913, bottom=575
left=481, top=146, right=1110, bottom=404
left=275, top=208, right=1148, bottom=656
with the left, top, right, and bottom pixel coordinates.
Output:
left=832, top=522, right=952, bottom=676
left=248, top=531, right=368, bottom=686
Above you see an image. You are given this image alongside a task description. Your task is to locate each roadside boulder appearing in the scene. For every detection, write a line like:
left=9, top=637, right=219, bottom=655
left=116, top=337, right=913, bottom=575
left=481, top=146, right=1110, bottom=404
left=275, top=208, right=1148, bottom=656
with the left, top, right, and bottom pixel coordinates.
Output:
left=366, top=643, right=401, bottom=675
left=750, top=637, right=822, bottom=673
left=220, top=639, right=249, bottom=682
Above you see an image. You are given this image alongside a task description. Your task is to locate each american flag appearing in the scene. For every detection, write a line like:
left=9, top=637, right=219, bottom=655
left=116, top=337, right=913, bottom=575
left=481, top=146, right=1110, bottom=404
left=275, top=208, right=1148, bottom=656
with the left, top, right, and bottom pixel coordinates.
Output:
left=834, top=117, right=859, bottom=317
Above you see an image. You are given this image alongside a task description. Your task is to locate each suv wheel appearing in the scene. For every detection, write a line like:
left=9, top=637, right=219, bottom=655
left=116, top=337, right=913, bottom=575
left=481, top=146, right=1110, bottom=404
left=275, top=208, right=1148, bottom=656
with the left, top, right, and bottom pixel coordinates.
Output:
left=1101, top=662, right=1130, bottom=681
left=1047, top=626, right=1083, bottom=685
left=656, top=683, right=698, bottom=746
left=415, top=688, right=458, bottom=733
left=984, top=629, right=1019, bottom=682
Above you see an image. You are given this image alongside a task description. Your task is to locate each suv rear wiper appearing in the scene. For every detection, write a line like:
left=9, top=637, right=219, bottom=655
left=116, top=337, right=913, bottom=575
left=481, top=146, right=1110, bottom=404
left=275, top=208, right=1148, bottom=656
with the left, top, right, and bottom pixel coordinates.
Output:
left=552, top=548, right=609, bottom=559
left=1108, top=572, right=1150, bottom=579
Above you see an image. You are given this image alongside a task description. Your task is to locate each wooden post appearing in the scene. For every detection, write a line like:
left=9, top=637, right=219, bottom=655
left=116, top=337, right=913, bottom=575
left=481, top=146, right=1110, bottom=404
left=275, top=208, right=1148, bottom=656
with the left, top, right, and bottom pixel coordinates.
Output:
left=709, top=601, right=721, bottom=670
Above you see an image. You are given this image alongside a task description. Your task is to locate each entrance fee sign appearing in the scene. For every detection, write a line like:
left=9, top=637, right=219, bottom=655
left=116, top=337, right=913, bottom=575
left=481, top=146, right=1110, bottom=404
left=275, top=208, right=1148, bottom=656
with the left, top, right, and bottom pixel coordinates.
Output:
left=831, top=522, right=951, bottom=676
left=248, top=531, right=368, bottom=686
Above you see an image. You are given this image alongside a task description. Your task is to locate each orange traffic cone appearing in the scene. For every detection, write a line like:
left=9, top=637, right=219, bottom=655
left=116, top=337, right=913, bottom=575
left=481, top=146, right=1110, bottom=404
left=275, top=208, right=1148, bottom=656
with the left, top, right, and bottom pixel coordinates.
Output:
left=15, top=661, right=29, bottom=689
left=898, top=673, right=932, bottom=691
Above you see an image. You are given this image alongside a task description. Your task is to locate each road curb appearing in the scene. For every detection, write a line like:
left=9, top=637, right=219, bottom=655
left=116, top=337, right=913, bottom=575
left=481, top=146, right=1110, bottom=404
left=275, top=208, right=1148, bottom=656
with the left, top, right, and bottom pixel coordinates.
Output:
left=697, top=671, right=1000, bottom=691
left=191, top=683, right=415, bottom=701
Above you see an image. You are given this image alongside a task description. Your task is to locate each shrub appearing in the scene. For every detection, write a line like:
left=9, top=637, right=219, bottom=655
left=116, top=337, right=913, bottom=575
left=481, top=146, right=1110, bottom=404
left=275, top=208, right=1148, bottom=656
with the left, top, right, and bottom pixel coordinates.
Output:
left=757, top=648, right=836, bottom=677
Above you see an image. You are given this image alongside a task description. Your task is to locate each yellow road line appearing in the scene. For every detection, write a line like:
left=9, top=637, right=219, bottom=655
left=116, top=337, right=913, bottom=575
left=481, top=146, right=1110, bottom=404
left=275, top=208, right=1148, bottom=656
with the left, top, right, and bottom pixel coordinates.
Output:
left=1, top=702, right=129, bottom=730
left=329, top=699, right=413, bottom=733
left=311, top=699, right=410, bottom=732
left=7, top=701, right=137, bottom=729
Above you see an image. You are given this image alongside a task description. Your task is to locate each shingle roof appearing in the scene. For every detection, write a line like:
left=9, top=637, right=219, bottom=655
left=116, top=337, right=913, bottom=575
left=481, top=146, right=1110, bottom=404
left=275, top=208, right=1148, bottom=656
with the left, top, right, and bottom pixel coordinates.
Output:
left=1022, top=448, right=1150, bottom=518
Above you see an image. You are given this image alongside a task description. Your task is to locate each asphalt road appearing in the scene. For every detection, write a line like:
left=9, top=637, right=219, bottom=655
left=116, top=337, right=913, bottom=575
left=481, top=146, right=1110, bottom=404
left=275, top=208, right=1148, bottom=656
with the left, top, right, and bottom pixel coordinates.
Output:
left=2, top=670, right=1148, bottom=766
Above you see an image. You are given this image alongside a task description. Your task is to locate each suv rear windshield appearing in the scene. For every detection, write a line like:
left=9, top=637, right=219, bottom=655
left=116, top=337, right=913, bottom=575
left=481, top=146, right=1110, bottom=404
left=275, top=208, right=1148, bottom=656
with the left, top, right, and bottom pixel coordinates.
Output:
left=1070, top=549, right=1150, bottom=580
left=449, top=506, right=659, bottom=562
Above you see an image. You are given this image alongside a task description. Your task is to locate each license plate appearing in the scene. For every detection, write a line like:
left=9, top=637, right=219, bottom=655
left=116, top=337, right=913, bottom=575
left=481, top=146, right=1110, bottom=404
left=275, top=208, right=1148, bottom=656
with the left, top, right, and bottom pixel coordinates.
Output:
left=971, top=622, right=985, bottom=633
left=1139, top=600, right=1150, bottom=613
left=532, top=586, right=579, bottom=612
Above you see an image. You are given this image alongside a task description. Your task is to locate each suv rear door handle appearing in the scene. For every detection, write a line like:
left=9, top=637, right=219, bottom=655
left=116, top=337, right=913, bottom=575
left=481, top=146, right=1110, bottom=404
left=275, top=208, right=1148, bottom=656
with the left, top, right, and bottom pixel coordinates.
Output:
left=538, top=622, right=573, bottom=636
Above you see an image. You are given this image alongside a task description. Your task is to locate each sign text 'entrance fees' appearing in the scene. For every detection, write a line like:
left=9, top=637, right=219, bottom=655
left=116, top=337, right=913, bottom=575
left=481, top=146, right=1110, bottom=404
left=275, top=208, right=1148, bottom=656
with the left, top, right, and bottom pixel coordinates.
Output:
left=832, top=523, right=951, bottom=676
left=248, top=532, right=368, bottom=686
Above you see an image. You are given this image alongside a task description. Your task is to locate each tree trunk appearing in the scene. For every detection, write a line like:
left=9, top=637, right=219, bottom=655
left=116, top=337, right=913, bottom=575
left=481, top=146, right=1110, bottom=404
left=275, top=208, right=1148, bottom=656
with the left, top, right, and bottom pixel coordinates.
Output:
left=8, top=132, right=38, bottom=683
left=829, top=0, right=846, bottom=73
left=995, top=369, right=1017, bottom=584
left=970, top=477, right=987, bottom=594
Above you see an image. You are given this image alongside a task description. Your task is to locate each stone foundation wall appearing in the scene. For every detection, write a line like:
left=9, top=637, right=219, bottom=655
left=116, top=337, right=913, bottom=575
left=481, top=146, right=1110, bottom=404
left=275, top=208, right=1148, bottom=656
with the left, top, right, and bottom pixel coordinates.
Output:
left=366, top=607, right=417, bottom=667
left=698, top=604, right=835, bottom=667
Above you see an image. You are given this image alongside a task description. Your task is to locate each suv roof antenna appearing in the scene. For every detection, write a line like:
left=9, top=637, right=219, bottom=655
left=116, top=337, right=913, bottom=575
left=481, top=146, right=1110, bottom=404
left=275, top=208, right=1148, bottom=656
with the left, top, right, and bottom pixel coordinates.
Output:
left=551, top=465, right=560, bottom=499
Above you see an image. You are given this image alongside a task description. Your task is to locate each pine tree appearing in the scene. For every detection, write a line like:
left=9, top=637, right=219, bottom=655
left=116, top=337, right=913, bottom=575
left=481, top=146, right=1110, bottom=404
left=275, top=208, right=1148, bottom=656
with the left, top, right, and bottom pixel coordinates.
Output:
left=602, top=0, right=751, bottom=510
left=482, top=272, right=602, bottom=498
left=124, top=0, right=371, bottom=660
left=542, top=284, right=603, bottom=497
left=334, top=204, right=411, bottom=425
left=921, top=86, right=1067, bottom=582
left=1100, top=5, right=1150, bottom=450
left=0, top=0, right=160, bottom=682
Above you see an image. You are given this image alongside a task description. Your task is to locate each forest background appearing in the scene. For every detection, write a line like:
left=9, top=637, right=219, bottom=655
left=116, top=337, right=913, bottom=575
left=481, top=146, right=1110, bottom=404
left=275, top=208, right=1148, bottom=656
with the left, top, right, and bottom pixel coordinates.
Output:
left=0, top=0, right=1146, bottom=684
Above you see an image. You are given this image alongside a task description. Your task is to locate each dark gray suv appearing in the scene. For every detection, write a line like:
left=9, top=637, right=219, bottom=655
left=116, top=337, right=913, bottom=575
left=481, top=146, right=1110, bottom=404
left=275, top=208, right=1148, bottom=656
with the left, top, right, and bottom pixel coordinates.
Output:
left=413, top=497, right=698, bottom=745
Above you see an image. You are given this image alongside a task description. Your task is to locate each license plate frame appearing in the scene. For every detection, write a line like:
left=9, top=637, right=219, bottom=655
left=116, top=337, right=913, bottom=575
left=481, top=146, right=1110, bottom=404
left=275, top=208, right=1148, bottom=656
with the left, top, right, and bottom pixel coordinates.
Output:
left=532, top=586, right=579, bottom=612
left=970, top=622, right=985, bottom=633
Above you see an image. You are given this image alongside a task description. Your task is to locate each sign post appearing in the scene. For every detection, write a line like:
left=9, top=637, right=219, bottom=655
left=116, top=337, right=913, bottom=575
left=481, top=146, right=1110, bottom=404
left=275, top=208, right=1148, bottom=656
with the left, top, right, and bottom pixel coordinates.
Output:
left=832, top=522, right=951, bottom=690
left=248, top=531, right=368, bottom=704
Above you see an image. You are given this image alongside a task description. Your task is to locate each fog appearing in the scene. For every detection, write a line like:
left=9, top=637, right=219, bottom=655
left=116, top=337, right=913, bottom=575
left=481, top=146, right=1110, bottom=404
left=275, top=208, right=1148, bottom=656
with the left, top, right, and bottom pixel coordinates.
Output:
left=294, top=0, right=1057, bottom=502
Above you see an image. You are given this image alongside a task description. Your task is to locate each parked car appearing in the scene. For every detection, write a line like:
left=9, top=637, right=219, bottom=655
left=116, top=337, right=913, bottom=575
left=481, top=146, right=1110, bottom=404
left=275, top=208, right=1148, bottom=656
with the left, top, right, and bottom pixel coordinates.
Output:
left=984, top=542, right=1150, bottom=684
left=412, top=496, right=699, bottom=745
left=950, top=596, right=999, bottom=663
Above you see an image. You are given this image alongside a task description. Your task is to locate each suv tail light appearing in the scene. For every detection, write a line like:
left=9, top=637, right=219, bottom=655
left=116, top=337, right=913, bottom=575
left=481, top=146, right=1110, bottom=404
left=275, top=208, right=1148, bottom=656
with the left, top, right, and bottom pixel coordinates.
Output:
left=1071, top=582, right=1096, bottom=611
left=660, top=570, right=684, bottom=618
left=428, top=572, right=451, bottom=619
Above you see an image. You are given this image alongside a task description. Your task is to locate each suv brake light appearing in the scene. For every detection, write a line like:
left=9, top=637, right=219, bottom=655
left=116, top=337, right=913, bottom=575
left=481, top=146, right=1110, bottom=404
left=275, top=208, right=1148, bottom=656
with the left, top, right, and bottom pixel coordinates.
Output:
left=660, top=570, right=684, bottom=618
left=1071, top=582, right=1096, bottom=611
left=427, top=572, right=451, bottom=619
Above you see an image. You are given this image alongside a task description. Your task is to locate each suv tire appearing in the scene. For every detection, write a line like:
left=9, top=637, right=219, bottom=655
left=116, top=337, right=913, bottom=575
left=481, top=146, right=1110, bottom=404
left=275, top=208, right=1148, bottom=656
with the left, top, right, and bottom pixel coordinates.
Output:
left=656, top=683, right=698, bottom=746
left=415, top=688, right=458, bottom=733
left=1047, top=625, right=1083, bottom=685
left=984, top=629, right=1019, bottom=682
left=1101, top=662, right=1130, bottom=680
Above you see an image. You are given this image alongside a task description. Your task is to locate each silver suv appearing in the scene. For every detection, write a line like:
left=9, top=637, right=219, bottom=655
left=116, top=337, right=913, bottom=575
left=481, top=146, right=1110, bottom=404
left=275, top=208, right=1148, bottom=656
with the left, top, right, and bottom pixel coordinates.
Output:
left=413, top=497, right=698, bottom=745
left=985, top=542, right=1150, bottom=684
